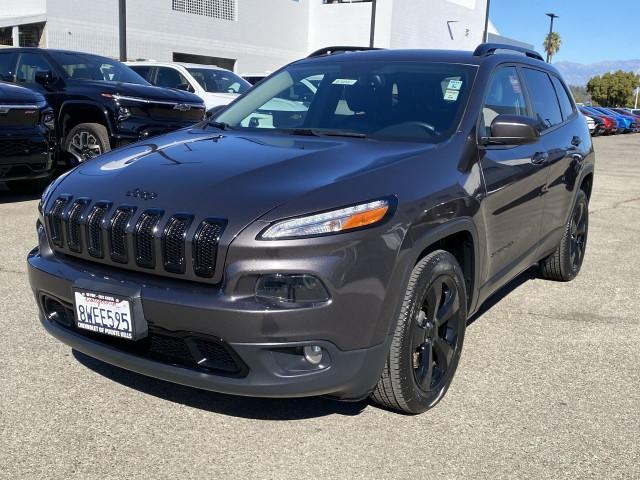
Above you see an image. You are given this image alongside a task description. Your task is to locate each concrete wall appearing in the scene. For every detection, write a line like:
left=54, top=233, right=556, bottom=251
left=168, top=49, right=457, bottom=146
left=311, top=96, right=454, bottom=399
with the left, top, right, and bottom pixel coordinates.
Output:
left=3, top=0, right=491, bottom=72
left=45, top=0, right=310, bottom=72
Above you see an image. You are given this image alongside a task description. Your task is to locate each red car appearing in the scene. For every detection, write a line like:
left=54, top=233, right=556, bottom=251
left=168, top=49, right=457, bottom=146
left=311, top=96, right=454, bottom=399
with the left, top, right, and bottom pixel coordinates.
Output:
left=580, top=107, right=617, bottom=134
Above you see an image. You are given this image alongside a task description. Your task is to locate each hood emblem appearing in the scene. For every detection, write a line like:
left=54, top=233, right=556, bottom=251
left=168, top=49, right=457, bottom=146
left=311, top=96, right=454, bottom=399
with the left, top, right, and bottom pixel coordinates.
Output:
left=173, top=104, right=192, bottom=112
left=126, top=188, right=158, bottom=200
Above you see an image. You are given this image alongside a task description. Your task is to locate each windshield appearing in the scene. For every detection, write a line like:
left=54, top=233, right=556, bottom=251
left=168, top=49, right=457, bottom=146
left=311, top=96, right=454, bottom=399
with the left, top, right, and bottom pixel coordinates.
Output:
left=216, top=61, right=476, bottom=142
left=49, top=51, right=149, bottom=85
left=187, top=68, right=250, bottom=94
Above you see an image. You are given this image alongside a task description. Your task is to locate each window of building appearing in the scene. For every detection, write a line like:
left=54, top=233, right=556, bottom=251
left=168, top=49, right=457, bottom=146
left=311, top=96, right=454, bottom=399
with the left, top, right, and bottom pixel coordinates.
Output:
left=172, top=0, right=236, bottom=21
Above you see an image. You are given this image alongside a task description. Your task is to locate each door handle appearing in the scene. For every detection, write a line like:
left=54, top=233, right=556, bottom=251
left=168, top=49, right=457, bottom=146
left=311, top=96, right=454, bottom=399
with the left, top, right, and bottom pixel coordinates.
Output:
left=531, top=152, right=549, bottom=165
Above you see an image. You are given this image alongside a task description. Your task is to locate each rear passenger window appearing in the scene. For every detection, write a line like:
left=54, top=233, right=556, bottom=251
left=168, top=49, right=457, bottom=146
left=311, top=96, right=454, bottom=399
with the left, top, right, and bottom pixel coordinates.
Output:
left=520, top=68, right=563, bottom=130
left=481, top=67, right=529, bottom=137
left=551, top=76, right=575, bottom=120
left=130, top=65, right=153, bottom=82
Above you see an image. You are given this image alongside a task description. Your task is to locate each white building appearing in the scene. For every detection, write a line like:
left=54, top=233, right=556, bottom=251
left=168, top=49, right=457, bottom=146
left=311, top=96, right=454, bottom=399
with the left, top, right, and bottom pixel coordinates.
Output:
left=1, top=0, right=495, bottom=72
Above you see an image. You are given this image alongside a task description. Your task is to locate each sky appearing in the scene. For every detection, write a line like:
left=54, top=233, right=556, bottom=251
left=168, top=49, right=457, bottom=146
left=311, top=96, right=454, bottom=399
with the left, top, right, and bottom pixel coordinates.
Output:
left=489, top=0, right=640, bottom=64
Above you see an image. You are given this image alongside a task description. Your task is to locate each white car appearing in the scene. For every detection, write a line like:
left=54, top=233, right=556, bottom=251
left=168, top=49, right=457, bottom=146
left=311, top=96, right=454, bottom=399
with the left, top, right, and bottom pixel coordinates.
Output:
left=583, top=115, right=595, bottom=134
left=127, top=61, right=251, bottom=110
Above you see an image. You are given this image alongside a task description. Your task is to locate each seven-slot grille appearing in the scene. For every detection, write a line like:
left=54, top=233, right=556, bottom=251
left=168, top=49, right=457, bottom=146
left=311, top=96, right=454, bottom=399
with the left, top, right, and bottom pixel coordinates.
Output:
left=44, top=196, right=226, bottom=282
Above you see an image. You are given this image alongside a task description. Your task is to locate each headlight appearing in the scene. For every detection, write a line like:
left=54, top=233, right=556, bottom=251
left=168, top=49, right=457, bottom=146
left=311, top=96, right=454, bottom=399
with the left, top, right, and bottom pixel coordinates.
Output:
left=259, top=198, right=392, bottom=240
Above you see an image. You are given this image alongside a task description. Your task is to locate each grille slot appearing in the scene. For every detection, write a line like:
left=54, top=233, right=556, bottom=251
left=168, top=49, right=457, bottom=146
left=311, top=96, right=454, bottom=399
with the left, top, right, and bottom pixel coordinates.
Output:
left=135, top=210, right=163, bottom=268
left=86, top=204, right=109, bottom=258
left=193, top=220, right=224, bottom=278
left=163, top=215, right=192, bottom=274
left=66, top=200, right=88, bottom=253
left=46, top=197, right=69, bottom=248
left=109, top=208, right=134, bottom=263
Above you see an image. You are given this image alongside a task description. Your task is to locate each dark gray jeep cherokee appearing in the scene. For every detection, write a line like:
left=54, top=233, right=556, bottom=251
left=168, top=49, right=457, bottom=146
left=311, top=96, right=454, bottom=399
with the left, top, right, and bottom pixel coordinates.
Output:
left=28, top=44, right=594, bottom=414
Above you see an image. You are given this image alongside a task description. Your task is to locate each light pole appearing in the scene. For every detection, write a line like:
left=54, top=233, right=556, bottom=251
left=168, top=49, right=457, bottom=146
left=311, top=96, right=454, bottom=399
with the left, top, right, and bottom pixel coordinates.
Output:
left=545, top=13, right=559, bottom=63
left=119, top=0, right=127, bottom=61
left=635, top=87, right=639, bottom=109
left=483, top=0, right=491, bottom=43
left=369, top=0, right=377, bottom=48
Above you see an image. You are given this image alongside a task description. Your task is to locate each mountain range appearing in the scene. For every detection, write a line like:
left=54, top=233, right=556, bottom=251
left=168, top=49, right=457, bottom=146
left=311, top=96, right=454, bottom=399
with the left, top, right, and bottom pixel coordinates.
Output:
left=553, top=60, right=640, bottom=86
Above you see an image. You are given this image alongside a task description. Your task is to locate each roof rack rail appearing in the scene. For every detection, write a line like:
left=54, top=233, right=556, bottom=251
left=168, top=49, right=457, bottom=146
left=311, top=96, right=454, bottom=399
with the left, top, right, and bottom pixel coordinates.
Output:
left=307, top=46, right=382, bottom=58
left=473, top=43, right=544, bottom=62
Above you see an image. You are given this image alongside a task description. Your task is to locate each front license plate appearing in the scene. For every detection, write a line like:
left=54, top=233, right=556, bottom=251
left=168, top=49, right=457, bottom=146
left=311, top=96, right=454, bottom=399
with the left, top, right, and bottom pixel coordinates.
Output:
left=74, top=290, right=134, bottom=340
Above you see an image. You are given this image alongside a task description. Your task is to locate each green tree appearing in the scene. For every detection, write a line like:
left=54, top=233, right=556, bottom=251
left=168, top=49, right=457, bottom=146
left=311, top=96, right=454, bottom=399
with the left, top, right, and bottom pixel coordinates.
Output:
left=586, top=71, right=640, bottom=107
left=543, top=32, right=562, bottom=62
left=569, top=85, right=591, bottom=104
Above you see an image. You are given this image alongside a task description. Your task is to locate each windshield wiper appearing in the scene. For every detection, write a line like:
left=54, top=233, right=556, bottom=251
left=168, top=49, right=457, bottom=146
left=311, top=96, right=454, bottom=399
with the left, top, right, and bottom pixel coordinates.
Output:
left=289, top=128, right=367, bottom=139
left=207, top=120, right=232, bottom=130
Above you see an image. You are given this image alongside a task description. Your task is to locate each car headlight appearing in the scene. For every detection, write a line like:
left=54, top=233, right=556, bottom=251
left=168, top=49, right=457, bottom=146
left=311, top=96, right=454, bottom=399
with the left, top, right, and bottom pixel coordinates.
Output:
left=259, top=198, right=392, bottom=240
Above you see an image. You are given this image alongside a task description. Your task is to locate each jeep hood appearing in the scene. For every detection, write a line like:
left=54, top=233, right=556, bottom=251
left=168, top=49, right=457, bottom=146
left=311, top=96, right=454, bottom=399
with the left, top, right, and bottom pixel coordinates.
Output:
left=53, top=128, right=435, bottom=237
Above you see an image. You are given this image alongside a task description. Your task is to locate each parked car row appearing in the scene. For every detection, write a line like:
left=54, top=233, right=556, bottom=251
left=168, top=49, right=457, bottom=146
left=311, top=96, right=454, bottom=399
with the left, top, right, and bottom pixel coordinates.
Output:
left=0, top=48, right=208, bottom=193
left=580, top=105, right=640, bottom=136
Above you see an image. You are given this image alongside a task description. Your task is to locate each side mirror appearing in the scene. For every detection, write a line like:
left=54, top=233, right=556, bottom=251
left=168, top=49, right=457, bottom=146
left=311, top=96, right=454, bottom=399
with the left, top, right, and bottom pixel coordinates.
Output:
left=206, top=104, right=226, bottom=119
left=35, top=70, right=54, bottom=87
left=485, top=114, right=540, bottom=146
left=175, top=83, right=195, bottom=93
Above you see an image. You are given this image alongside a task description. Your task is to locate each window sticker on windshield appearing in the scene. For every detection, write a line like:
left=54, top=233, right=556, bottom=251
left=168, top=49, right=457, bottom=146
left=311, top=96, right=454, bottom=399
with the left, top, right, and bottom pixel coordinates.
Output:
left=444, top=89, right=460, bottom=101
left=447, top=79, right=463, bottom=91
left=332, top=78, right=358, bottom=85
left=509, top=75, right=522, bottom=93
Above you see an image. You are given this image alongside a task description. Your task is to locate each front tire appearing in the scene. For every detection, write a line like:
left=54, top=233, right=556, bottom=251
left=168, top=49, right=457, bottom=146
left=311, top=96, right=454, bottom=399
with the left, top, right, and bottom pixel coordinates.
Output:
left=540, top=189, right=589, bottom=281
left=371, top=250, right=467, bottom=414
left=64, top=123, right=110, bottom=164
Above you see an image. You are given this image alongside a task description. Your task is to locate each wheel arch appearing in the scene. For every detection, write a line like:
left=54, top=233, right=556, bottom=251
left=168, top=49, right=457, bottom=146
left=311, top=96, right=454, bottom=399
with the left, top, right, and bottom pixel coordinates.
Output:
left=406, top=218, right=481, bottom=316
left=58, top=101, right=113, bottom=145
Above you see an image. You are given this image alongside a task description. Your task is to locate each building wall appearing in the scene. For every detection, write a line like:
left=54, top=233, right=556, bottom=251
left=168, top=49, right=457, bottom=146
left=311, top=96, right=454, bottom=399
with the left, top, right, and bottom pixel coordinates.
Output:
left=45, top=0, right=310, bottom=72
left=4, top=0, right=491, bottom=72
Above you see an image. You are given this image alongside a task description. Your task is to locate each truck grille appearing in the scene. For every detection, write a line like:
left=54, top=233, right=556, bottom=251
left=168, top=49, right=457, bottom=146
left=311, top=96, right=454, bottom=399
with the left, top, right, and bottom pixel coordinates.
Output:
left=44, top=196, right=226, bottom=283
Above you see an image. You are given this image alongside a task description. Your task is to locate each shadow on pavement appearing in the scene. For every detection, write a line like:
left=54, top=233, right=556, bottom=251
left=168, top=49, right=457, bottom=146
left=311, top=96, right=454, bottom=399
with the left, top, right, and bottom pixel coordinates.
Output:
left=467, top=266, right=539, bottom=326
left=72, top=350, right=369, bottom=420
left=0, top=188, right=41, bottom=204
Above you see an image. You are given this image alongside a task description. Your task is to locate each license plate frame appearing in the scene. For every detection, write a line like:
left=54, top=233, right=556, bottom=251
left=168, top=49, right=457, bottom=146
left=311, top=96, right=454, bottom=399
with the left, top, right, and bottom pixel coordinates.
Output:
left=73, top=289, right=135, bottom=340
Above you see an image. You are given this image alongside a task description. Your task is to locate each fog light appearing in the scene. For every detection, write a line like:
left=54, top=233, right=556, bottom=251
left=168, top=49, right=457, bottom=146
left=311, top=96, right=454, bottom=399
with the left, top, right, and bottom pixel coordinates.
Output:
left=255, top=274, right=329, bottom=307
left=42, top=111, right=55, bottom=130
left=303, top=345, right=323, bottom=365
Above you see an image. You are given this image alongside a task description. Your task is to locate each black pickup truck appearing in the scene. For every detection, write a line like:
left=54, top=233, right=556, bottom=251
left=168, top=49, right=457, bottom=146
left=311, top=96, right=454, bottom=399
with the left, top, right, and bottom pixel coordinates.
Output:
left=0, top=82, right=55, bottom=193
left=0, top=48, right=205, bottom=165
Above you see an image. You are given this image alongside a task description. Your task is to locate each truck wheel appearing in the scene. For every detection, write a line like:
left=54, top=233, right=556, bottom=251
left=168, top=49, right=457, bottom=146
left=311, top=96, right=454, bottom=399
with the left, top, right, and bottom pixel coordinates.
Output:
left=6, top=176, right=52, bottom=195
left=540, top=189, right=589, bottom=282
left=65, top=123, right=110, bottom=164
left=371, top=250, right=467, bottom=414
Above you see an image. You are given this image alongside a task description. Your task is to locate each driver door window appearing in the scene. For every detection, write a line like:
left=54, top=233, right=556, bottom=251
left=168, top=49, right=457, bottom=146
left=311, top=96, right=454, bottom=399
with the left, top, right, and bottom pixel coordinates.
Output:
left=15, top=53, right=53, bottom=85
left=481, top=67, right=529, bottom=137
left=155, top=67, right=190, bottom=90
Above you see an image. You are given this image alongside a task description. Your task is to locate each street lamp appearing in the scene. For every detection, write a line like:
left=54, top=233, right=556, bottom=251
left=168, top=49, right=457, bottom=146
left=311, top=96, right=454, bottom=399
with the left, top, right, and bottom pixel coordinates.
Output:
left=545, top=13, right=559, bottom=63
left=119, top=0, right=127, bottom=61
left=369, top=0, right=377, bottom=48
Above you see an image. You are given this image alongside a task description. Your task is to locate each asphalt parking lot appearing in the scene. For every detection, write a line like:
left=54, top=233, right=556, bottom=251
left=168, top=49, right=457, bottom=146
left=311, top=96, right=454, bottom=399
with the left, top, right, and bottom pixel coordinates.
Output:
left=1, top=134, right=639, bottom=479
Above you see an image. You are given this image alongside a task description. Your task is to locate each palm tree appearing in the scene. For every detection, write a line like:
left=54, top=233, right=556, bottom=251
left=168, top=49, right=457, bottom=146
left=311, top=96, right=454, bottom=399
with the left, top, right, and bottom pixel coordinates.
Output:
left=543, top=32, right=562, bottom=63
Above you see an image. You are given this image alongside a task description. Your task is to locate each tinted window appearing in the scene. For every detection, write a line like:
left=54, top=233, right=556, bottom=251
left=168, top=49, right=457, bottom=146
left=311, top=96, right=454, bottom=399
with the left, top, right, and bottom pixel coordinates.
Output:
left=15, top=53, right=53, bottom=84
left=551, top=76, right=574, bottom=120
left=48, top=51, right=147, bottom=84
left=155, top=67, right=189, bottom=89
left=129, top=65, right=154, bottom=82
left=481, top=67, right=529, bottom=136
left=187, top=68, right=250, bottom=94
left=218, top=62, right=476, bottom=142
left=0, top=52, right=17, bottom=82
left=521, top=68, right=563, bottom=130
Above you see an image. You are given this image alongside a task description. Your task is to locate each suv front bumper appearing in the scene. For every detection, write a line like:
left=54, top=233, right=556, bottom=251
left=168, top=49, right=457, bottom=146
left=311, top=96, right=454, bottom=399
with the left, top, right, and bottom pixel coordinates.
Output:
left=27, top=245, right=389, bottom=400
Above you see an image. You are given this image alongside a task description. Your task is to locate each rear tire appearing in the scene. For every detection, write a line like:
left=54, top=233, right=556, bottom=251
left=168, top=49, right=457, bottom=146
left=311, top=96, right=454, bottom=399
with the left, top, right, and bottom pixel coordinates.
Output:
left=540, top=189, right=589, bottom=282
left=371, top=250, right=467, bottom=414
left=64, top=123, right=110, bottom=164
